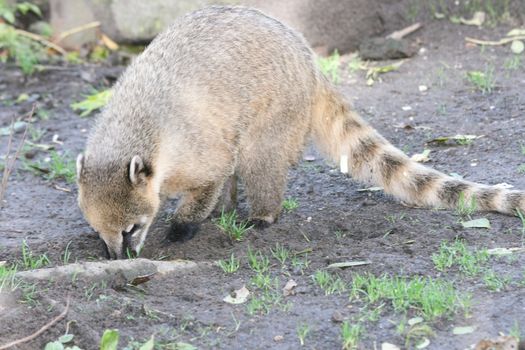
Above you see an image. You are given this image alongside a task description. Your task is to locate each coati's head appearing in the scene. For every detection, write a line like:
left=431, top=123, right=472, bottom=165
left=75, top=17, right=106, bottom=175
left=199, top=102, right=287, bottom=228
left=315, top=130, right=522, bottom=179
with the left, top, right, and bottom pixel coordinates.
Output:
left=76, top=154, right=160, bottom=259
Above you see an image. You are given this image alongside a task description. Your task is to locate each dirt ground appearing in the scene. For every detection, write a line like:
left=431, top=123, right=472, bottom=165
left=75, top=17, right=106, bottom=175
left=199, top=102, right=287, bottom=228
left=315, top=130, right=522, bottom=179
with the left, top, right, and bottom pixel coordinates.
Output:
left=1, top=19, right=525, bottom=350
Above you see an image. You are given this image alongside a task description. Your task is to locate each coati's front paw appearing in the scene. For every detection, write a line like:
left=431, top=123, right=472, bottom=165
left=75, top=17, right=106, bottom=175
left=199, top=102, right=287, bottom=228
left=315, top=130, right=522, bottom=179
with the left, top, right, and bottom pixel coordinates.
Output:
left=248, top=216, right=276, bottom=229
left=167, top=222, right=200, bottom=242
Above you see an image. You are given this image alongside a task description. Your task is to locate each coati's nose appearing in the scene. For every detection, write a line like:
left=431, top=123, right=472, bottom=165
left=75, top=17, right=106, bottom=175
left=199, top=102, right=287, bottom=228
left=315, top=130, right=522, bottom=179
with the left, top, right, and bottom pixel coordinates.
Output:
left=101, top=240, right=121, bottom=260
left=122, top=230, right=136, bottom=259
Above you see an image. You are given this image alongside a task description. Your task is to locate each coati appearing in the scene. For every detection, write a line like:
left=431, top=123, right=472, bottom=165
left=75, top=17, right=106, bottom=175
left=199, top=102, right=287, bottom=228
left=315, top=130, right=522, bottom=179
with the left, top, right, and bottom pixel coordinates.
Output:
left=76, top=6, right=525, bottom=259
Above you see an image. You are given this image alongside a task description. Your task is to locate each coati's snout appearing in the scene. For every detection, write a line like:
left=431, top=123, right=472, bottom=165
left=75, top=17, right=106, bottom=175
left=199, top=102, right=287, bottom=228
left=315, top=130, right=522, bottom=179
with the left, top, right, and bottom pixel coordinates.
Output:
left=76, top=154, right=160, bottom=259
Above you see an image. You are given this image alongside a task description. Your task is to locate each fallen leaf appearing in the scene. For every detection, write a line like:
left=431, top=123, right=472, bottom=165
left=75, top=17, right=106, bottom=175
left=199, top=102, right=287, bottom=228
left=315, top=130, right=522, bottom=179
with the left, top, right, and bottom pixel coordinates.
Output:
left=449, top=172, right=464, bottom=179
left=453, top=325, right=477, bottom=335
left=507, top=28, right=525, bottom=37
left=282, top=279, right=297, bottom=296
left=0, top=121, right=27, bottom=136
left=411, top=149, right=431, bottom=163
left=461, top=218, right=491, bottom=229
left=408, top=317, right=424, bottom=326
left=474, top=336, right=518, bottom=350
left=223, top=286, right=250, bottom=304
left=303, top=155, right=316, bottom=161
left=494, top=182, right=514, bottom=189
left=357, top=186, right=383, bottom=192
left=16, top=93, right=29, bottom=103
left=25, top=141, right=54, bottom=151
left=511, top=40, right=524, bottom=54
left=428, top=134, right=483, bottom=145
left=327, top=260, right=372, bottom=269
left=381, top=343, right=401, bottom=350
left=101, top=33, right=119, bottom=51
left=460, top=11, right=486, bottom=26
left=129, top=273, right=156, bottom=286
left=486, top=247, right=525, bottom=256
left=416, top=338, right=430, bottom=349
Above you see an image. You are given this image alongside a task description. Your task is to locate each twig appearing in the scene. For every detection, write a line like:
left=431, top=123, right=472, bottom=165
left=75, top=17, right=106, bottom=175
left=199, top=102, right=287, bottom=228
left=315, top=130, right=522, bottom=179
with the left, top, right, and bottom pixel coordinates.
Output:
left=0, top=297, right=70, bottom=349
left=387, top=22, right=422, bottom=40
left=54, top=21, right=101, bottom=44
left=14, top=29, right=67, bottom=56
left=0, top=115, right=29, bottom=207
left=465, top=35, right=525, bottom=46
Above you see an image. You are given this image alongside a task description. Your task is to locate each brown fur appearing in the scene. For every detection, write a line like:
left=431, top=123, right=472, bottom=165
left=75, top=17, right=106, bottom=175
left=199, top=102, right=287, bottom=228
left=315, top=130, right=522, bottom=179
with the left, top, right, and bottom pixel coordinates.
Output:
left=77, top=6, right=525, bottom=259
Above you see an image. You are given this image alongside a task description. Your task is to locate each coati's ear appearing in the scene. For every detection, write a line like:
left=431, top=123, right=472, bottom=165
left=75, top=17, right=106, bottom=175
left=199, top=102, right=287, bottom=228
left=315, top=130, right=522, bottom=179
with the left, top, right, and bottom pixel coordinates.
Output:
left=129, top=155, right=150, bottom=186
left=76, top=153, right=84, bottom=179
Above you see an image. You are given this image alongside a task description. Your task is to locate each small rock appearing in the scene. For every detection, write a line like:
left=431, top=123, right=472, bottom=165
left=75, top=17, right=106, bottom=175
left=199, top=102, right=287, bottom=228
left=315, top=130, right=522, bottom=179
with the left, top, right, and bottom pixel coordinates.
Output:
left=303, top=155, right=316, bottom=162
left=418, top=85, right=428, bottom=92
left=359, top=37, right=416, bottom=60
left=28, top=21, right=53, bottom=38
left=331, top=310, right=344, bottom=323
left=13, top=121, right=28, bottom=133
left=274, top=335, right=284, bottom=342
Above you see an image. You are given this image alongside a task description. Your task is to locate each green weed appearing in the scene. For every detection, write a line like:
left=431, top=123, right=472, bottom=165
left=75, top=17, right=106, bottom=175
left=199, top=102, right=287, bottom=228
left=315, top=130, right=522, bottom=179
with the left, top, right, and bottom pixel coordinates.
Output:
left=297, top=323, right=310, bottom=347
left=217, top=253, right=240, bottom=274
left=0, top=23, right=45, bottom=74
left=21, top=239, right=49, bottom=269
left=282, top=197, right=299, bottom=212
left=318, top=50, right=341, bottom=84
left=215, top=210, right=252, bottom=241
left=349, top=273, right=468, bottom=320
left=71, top=89, right=112, bottom=117
left=466, top=66, right=495, bottom=93
left=341, top=321, right=362, bottom=350
left=0, top=263, right=19, bottom=292
left=270, top=243, right=289, bottom=267
left=432, top=239, right=489, bottom=276
left=483, top=270, right=510, bottom=292
left=456, top=192, right=477, bottom=219
left=312, top=270, right=346, bottom=295
left=247, top=247, right=270, bottom=273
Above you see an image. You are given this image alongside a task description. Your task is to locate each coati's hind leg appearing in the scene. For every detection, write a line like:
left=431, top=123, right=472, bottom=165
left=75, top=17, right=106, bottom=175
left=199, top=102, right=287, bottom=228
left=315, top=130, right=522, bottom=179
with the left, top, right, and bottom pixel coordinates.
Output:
left=212, top=174, right=238, bottom=215
left=238, top=156, right=288, bottom=228
left=167, top=181, right=225, bottom=242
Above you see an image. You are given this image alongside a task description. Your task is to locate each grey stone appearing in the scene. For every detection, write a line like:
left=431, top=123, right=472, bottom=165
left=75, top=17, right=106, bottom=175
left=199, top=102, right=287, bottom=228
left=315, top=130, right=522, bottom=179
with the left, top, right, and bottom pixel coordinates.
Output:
left=49, top=0, right=409, bottom=52
left=16, top=258, right=199, bottom=282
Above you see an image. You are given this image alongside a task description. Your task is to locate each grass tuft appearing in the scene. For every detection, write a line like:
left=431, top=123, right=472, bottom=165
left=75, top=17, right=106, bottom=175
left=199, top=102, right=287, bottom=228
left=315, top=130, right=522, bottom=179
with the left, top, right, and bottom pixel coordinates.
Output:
left=215, top=210, right=252, bottom=241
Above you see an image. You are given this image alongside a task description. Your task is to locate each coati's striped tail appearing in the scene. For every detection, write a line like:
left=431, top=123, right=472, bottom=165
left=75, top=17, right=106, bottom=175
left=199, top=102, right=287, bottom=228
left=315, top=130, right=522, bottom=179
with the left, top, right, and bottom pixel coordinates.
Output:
left=312, top=89, right=525, bottom=216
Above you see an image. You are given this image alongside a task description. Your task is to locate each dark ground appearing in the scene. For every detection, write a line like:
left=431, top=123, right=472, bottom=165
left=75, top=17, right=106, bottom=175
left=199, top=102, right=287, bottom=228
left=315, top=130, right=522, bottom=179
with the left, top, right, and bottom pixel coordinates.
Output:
left=1, top=20, right=525, bottom=350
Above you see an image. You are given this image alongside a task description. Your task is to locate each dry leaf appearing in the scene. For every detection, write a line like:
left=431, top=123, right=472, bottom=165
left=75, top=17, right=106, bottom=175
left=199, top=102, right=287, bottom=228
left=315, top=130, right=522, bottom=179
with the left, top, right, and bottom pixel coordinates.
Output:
left=381, top=343, right=401, bottom=350
left=411, top=149, right=431, bottom=163
left=460, top=11, right=486, bottom=26
left=474, top=336, right=519, bottom=350
left=282, top=279, right=297, bottom=296
left=327, top=261, right=372, bottom=269
left=507, top=28, right=525, bottom=37
left=452, top=325, right=477, bottom=335
left=101, top=33, right=119, bottom=51
left=129, top=273, right=156, bottom=286
left=223, top=285, right=250, bottom=304
left=357, top=186, right=383, bottom=192
left=511, top=40, right=524, bottom=54
left=461, top=218, right=491, bottom=229
left=487, top=247, right=525, bottom=256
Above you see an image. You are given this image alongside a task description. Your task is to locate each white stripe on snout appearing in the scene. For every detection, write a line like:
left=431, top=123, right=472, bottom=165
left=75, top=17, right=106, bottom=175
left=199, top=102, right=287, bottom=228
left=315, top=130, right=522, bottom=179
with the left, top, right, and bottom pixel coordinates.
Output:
left=125, top=224, right=134, bottom=233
